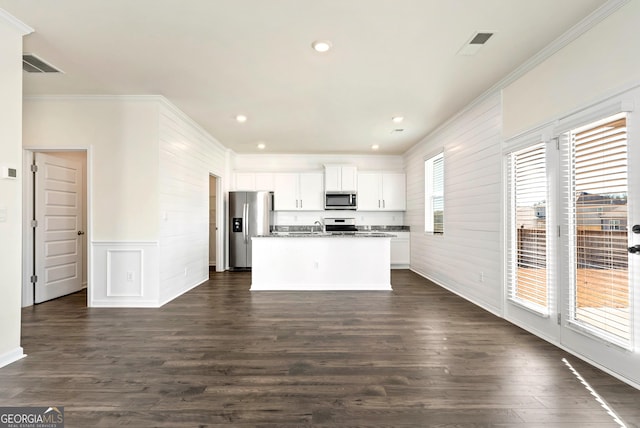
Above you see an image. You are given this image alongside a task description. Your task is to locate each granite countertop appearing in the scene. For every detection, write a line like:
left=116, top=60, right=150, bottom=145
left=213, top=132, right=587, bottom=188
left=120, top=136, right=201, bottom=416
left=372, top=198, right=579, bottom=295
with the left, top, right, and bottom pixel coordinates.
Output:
left=259, top=224, right=408, bottom=238
left=256, top=231, right=396, bottom=238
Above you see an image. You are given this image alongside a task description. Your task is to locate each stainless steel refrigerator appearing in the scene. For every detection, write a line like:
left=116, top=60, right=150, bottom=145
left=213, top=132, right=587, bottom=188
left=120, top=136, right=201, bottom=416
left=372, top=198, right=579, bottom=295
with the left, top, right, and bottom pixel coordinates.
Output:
left=229, top=191, right=273, bottom=269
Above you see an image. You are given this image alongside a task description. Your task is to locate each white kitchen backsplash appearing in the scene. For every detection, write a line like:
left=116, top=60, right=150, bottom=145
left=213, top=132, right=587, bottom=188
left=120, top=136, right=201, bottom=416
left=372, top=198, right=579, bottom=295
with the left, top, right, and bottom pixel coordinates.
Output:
left=274, top=210, right=404, bottom=226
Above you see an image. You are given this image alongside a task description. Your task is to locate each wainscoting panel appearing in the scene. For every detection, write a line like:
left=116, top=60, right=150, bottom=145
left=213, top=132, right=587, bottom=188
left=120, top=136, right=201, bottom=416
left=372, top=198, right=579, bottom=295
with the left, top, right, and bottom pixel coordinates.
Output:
left=106, top=249, right=143, bottom=297
left=91, top=241, right=159, bottom=307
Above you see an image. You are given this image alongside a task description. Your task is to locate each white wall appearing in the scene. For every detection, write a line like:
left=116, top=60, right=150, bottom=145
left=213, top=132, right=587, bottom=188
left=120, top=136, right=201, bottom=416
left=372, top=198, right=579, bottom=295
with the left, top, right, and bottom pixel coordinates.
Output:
left=23, top=97, right=160, bottom=240
left=0, top=12, right=31, bottom=367
left=23, top=96, right=229, bottom=307
left=23, top=97, right=162, bottom=307
left=404, top=94, right=503, bottom=315
left=503, top=0, right=640, bottom=138
left=158, top=104, right=227, bottom=304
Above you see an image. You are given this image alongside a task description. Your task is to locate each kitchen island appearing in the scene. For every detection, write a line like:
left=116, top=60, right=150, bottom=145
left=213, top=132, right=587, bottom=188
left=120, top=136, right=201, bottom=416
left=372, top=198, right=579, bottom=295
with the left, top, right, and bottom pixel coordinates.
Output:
left=251, top=233, right=393, bottom=291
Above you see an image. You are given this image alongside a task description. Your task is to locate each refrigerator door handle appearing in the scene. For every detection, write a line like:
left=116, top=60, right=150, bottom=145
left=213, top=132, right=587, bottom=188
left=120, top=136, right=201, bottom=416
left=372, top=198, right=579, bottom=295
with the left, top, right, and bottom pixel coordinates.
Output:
left=243, top=203, right=249, bottom=243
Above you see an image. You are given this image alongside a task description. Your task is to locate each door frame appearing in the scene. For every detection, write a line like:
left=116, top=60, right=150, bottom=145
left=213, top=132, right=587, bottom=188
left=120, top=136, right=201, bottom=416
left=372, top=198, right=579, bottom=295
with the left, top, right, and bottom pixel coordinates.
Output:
left=207, top=171, right=227, bottom=272
left=209, top=172, right=225, bottom=272
left=22, top=147, right=92, bottom=307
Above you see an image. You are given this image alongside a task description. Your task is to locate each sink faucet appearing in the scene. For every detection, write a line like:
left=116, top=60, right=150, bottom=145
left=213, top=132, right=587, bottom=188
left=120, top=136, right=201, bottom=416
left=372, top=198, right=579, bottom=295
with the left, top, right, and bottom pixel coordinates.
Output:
left=314, top=220, right=324, bottom=232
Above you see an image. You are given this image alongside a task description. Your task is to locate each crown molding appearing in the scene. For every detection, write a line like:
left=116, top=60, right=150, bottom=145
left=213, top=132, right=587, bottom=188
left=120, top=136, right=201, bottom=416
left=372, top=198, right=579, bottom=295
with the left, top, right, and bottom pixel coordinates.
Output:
left=405, top=0, right=631, bottom=157
left=23, top=94, right=164, bottom=102
left=0, top=8, right=34, bottom=35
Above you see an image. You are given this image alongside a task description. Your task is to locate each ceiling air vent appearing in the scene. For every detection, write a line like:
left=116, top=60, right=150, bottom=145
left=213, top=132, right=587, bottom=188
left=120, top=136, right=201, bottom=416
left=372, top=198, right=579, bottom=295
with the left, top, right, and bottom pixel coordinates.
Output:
left=22, top=54, right=62, bottom=73
left=458, top=32, right=494, bottom=56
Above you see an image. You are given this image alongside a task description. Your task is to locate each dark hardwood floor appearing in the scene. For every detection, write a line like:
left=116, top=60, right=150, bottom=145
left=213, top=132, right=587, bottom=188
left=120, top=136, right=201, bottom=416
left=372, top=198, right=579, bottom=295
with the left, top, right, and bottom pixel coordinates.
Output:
left=1, top=270, right=639, bottom=427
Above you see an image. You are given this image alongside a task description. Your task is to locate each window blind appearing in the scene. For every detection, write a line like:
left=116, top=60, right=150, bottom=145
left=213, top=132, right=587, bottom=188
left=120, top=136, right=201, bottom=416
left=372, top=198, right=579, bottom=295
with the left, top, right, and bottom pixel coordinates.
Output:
left=507, top=143, right=549, bottom=313
left=424, top=152, right=444, bottom=234
left=567, top=114, right=630, bottom=346
left=432, top=155, right=444, bottom=234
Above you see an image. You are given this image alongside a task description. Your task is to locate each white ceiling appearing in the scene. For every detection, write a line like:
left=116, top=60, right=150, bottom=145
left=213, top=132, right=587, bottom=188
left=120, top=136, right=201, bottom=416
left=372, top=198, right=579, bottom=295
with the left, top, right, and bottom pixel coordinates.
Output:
left=1, top=0, right=607, bottom=155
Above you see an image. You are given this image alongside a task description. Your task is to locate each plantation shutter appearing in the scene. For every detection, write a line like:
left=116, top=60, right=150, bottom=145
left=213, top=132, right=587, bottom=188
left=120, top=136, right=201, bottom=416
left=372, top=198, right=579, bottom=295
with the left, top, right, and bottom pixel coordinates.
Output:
left=507, top=143, right=549, bottom=314
left=566, top=114, right=630, bottom=346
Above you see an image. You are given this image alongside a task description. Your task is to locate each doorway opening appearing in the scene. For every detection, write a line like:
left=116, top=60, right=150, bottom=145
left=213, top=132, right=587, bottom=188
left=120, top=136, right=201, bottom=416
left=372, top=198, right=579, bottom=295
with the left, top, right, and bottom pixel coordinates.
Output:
left=209, top=173, right=224, bottom=273
left=22, top=149, right=89, bottom=307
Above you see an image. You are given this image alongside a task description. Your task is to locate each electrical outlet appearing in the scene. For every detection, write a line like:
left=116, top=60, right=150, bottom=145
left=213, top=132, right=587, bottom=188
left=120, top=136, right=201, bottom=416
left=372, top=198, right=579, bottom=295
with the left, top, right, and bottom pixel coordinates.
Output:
left=479, top=272, right=484, bottom=282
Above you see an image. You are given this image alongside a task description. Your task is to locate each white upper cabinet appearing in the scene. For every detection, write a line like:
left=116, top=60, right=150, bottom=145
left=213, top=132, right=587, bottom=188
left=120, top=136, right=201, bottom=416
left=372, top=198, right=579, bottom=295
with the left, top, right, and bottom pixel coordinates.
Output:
left=356, top=172, right=381, bottom=210
left=274, top=172, right=324, bottom=211
left=234, top=172, right=274, bottom=191
left=357, top=171, right=406, bottom=211
left=324, top=164, right=357, bottom=192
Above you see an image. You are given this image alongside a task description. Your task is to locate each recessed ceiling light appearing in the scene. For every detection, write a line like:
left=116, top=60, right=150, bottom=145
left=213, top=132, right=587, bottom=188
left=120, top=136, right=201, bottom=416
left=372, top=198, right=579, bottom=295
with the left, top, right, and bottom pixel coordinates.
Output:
left=235, top=114, right=247, bottom=123
left=392, top=116, right=404, bottom=123
left=371, top=144, right=380, bottom=151
left=311, top=40, right=332, bottom=53
left=257, top=142, right=266, bottom=150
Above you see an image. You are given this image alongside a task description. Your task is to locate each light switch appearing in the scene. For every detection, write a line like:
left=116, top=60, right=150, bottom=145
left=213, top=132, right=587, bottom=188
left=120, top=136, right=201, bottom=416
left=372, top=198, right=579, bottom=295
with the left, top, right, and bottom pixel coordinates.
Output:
left=0, top=207, right=7, bottom=223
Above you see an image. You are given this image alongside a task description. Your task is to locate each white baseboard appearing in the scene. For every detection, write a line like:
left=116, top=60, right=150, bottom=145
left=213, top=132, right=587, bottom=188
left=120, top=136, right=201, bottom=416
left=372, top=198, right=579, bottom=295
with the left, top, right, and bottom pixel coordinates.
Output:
left=89, top=299, right=162, bottom=308
left=250, top=283, right=393, bottom=291
left=0, top=347, right=26, bottom=369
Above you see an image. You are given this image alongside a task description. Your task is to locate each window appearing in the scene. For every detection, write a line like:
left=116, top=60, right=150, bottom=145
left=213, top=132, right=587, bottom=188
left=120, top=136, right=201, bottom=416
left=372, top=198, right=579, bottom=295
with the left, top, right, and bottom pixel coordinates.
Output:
left=566, top=113, right=630, bottom=346
left=425, top=152, right=444, bottom=234
left=506, top=143, right=549, bottom=313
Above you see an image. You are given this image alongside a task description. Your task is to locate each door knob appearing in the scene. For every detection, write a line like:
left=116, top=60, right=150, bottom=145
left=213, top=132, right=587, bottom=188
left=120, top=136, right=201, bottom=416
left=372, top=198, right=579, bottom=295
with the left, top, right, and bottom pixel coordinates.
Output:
left=77, top=231, right=85, bottom=236
left=633, top=224, right=640, bottom=234
left=629, top=245, right=640, bottom=254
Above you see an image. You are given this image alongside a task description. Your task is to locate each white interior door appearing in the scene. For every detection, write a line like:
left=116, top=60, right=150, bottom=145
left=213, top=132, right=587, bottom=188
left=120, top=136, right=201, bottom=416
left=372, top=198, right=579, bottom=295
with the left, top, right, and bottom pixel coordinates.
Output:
left=34, top=152, right=83, bottom=303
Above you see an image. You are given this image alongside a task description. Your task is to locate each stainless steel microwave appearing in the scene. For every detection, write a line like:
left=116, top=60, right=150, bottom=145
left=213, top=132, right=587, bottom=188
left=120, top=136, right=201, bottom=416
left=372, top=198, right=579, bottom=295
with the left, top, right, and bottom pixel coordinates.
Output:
left=325, top=191, right=357, bottom=210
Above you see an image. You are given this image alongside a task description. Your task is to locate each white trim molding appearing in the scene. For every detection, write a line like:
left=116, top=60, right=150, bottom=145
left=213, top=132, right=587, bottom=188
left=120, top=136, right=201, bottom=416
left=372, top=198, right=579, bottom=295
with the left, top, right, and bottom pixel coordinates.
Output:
left=0, top=347, right=26, bottom=369
left=0, top=9, right=34, bottom=35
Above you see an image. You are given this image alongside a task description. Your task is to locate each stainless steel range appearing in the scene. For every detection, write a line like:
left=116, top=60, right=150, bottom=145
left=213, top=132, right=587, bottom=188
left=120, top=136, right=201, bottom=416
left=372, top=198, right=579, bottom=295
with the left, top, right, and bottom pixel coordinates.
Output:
left=324, top=217, right=357, bottom=234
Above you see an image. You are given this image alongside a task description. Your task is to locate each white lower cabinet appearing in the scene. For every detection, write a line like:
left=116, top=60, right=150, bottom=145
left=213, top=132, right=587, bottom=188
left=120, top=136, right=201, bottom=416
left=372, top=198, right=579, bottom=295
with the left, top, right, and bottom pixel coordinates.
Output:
left=390, top=232, right=410, bottom=268
left=273, top=172, right=324, bottom=211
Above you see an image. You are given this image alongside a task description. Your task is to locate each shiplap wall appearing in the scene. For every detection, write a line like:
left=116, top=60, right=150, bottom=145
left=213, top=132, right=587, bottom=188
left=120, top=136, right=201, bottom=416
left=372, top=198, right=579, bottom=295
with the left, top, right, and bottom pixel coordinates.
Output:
left=404, top=93, right=503, bottom=314
left=158, top=103, right=227, bottom=304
